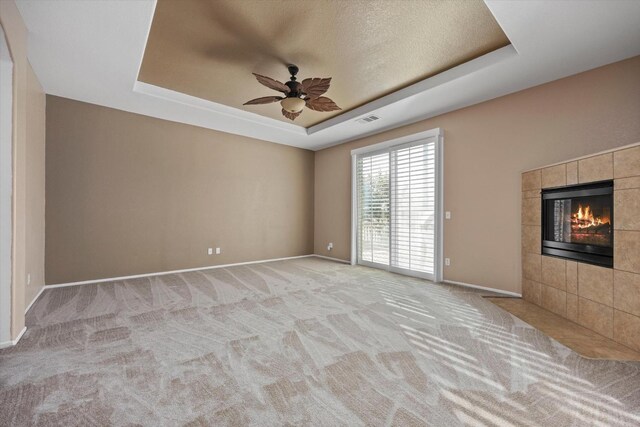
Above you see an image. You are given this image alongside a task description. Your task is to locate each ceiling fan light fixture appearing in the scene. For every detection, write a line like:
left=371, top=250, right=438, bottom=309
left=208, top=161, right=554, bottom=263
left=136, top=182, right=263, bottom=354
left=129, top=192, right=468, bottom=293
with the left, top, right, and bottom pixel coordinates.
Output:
left=245, top=65, right=340, bottom=121
left=280, top=97, right=306, bottom=113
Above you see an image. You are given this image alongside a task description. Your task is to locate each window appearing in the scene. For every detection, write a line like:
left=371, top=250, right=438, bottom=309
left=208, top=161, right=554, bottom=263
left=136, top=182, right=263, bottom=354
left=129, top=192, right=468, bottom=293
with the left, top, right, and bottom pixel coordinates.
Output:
left=352, top=129, right=442, bottom=281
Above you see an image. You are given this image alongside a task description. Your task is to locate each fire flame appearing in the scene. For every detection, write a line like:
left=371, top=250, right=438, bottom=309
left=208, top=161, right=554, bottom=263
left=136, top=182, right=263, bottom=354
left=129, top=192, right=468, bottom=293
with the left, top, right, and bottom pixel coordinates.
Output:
left=573, top=204, right=608, bottom=229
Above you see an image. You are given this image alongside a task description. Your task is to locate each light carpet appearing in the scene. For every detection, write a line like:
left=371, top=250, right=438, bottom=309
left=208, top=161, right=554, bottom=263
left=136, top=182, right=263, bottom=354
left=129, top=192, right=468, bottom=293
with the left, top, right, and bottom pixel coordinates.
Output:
left=1, top=257, right=639, bottom=426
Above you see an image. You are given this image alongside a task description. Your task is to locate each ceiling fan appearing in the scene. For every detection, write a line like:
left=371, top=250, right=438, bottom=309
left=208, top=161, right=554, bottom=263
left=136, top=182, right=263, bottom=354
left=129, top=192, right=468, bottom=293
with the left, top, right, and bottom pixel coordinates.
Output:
left=244, top=64, right=341, bottom=121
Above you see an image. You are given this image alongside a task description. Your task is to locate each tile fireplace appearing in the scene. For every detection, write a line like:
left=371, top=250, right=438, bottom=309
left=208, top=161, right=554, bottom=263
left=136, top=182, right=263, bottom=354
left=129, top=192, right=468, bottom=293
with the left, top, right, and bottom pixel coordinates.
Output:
left=521, top=144, right=640, bottom=353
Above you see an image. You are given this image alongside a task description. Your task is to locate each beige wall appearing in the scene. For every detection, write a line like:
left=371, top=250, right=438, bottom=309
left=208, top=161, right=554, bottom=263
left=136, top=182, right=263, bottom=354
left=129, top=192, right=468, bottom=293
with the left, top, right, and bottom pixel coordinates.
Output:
left=45, top=96, right=314, bottom=284
left=314, top=56, right=640, bottom=294
left=1, top=0, right=46, bottom=340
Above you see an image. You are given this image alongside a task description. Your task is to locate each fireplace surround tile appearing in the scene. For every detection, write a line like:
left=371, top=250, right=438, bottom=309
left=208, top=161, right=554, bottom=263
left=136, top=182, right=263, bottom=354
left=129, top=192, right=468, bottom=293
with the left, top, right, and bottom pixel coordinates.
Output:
left=566, top=293, right=578, bottom=322
left=613, top=145, right=640, bottom=179
left=522, top=225, right=541, bottom=254
left=614, top=230, right=640, bottom=273
left=541, top=256, right=566, bottom=290
left=578, top=297, right=614, bottom=338
left=578, top=153, right=613, bottom=183
left=522, top=197, right=541, bottom=226
left=542, top=164, right=566, bottom=188
left=541, top=285, right=567, bottom=317
left=614, top=188, right=640, bottom=230
left=566, top=261, right=578, bottom=294
left=522, top=169, right=541, bottom=191
left=614, top=270, right=640, bottom=317
left=566, top=161, right=578, bottom=185
left=522, top=279, right=541, bottom=305
left=614, top=309, right=640, bottom=352
left=523, top=253, right=541, bottom=281
left=577, top=263, right=613, bottom=306
left=522, top=190, right=541, bottom=199
left=615, top=176, right=640, bottom=190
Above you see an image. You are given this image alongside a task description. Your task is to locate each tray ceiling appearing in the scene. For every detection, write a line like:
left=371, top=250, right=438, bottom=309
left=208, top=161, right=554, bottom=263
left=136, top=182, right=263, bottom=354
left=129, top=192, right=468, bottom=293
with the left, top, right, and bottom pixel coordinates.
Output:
left=138, top=0, right=510, bottom=128
left=16, top=0, right=640, bottom=150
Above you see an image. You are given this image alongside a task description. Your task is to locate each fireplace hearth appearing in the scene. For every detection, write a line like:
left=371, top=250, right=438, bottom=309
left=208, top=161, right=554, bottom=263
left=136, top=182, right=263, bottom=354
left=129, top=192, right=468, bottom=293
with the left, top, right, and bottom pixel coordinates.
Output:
left=541, top=180, right=613, bottom=267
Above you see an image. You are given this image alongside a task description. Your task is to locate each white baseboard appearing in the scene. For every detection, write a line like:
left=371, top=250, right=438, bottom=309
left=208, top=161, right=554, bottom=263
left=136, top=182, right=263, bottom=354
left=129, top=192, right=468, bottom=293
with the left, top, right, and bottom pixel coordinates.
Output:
left=312, top=254, right=350, bottom=264
left=45, top=254, right=317, bottom=289
left=26, top=254, right=352, bottom=315
left=442, top=279, right=522, bottom=297
left=25, top=285, right=46, bottom=314
left=0, top=326, right=27, bottom=349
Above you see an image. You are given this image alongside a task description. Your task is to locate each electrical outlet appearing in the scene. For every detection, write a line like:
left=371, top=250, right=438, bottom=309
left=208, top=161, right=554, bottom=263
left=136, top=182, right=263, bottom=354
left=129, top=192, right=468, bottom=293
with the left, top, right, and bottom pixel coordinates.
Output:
left=215, top=247, right=221, bottom=255
left=445, top=211, right=451, bottom=220
left=445, top=258, right=451, bottom=266
left=27, top=273, right=31, bottom=285
left=327, top=242, right=333, bottom=251
left=207, top=248, right=213, bottom=255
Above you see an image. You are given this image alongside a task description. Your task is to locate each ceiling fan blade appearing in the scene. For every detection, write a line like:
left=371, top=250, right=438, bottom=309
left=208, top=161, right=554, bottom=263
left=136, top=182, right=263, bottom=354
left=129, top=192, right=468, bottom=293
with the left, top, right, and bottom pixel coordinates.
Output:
left=282, top=109, right=301, bottom=121
left=252, top=73, right=290, bottom=94
left=301, top=77, right=331, bottom=99
left=243, top=96, right=283, bottom=105
left=305, top=96, right=341, bottom=112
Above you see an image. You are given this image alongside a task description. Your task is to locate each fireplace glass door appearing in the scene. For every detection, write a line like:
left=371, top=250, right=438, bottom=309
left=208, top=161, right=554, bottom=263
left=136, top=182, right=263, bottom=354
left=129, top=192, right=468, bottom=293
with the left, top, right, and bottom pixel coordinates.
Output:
left=542, top=181, right=613, bottom=267
left=546, top=195, right=612, bottom=246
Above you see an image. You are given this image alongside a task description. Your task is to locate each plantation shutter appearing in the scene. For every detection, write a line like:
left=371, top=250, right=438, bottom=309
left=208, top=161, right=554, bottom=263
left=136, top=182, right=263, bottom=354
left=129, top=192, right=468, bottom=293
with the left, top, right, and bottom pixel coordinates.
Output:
left=390, top=142, right=436, bottom=275
left=356, top=151, right=390, bottom=266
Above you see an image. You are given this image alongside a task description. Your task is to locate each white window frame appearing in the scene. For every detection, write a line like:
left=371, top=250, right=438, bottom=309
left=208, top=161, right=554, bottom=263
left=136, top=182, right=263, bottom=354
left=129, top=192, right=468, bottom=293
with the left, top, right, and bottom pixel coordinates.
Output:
left=351, top=128, right=444, bottom=283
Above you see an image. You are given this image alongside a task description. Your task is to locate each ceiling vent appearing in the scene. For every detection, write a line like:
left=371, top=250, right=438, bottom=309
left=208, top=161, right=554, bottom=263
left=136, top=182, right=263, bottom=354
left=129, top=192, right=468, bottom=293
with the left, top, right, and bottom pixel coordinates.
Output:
left=355, top=115, right=380, bottom=124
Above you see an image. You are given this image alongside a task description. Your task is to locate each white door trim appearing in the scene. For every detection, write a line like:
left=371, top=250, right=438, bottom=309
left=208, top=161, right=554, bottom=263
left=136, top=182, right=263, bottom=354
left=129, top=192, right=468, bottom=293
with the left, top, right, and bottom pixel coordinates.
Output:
left=351, top=128, right=444, bottom=282
left=435, top=132, right=444, bottom=283
left=0, top=25, right=14, bottom=345
left=350, top=152, right=358, bottom=265
left=350, top=128, right=441, bottom=156
left=0, top=326, right=25, bottom=350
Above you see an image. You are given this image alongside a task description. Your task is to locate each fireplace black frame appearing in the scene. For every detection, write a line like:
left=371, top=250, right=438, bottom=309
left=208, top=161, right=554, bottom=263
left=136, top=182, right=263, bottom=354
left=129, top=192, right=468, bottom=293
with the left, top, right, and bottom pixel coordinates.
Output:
left=541, top=180, right=613, bottom=268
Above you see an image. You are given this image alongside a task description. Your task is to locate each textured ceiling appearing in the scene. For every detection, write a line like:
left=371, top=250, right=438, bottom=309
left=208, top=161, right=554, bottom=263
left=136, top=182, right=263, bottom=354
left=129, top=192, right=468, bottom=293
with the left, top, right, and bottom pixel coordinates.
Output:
left=139, top=0, right=511, bottom=128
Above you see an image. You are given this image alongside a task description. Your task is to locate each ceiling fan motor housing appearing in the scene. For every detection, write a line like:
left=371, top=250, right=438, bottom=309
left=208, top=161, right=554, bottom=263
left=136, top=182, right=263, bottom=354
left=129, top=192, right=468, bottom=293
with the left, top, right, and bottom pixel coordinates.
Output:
left=285, top=80, right=304, bottom=98
left=285, top=64, right=305, bottom=98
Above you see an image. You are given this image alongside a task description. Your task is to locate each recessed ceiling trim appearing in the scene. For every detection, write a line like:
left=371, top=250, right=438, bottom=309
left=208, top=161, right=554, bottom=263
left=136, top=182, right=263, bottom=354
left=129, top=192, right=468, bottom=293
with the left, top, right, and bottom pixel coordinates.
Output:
left=132, top=0, right=157, bottom=94
left=133, top=81, right=307, bottom=135
left=133, top=44, right=517, bottom=138
left=307, top=44, right=517, bottom=135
